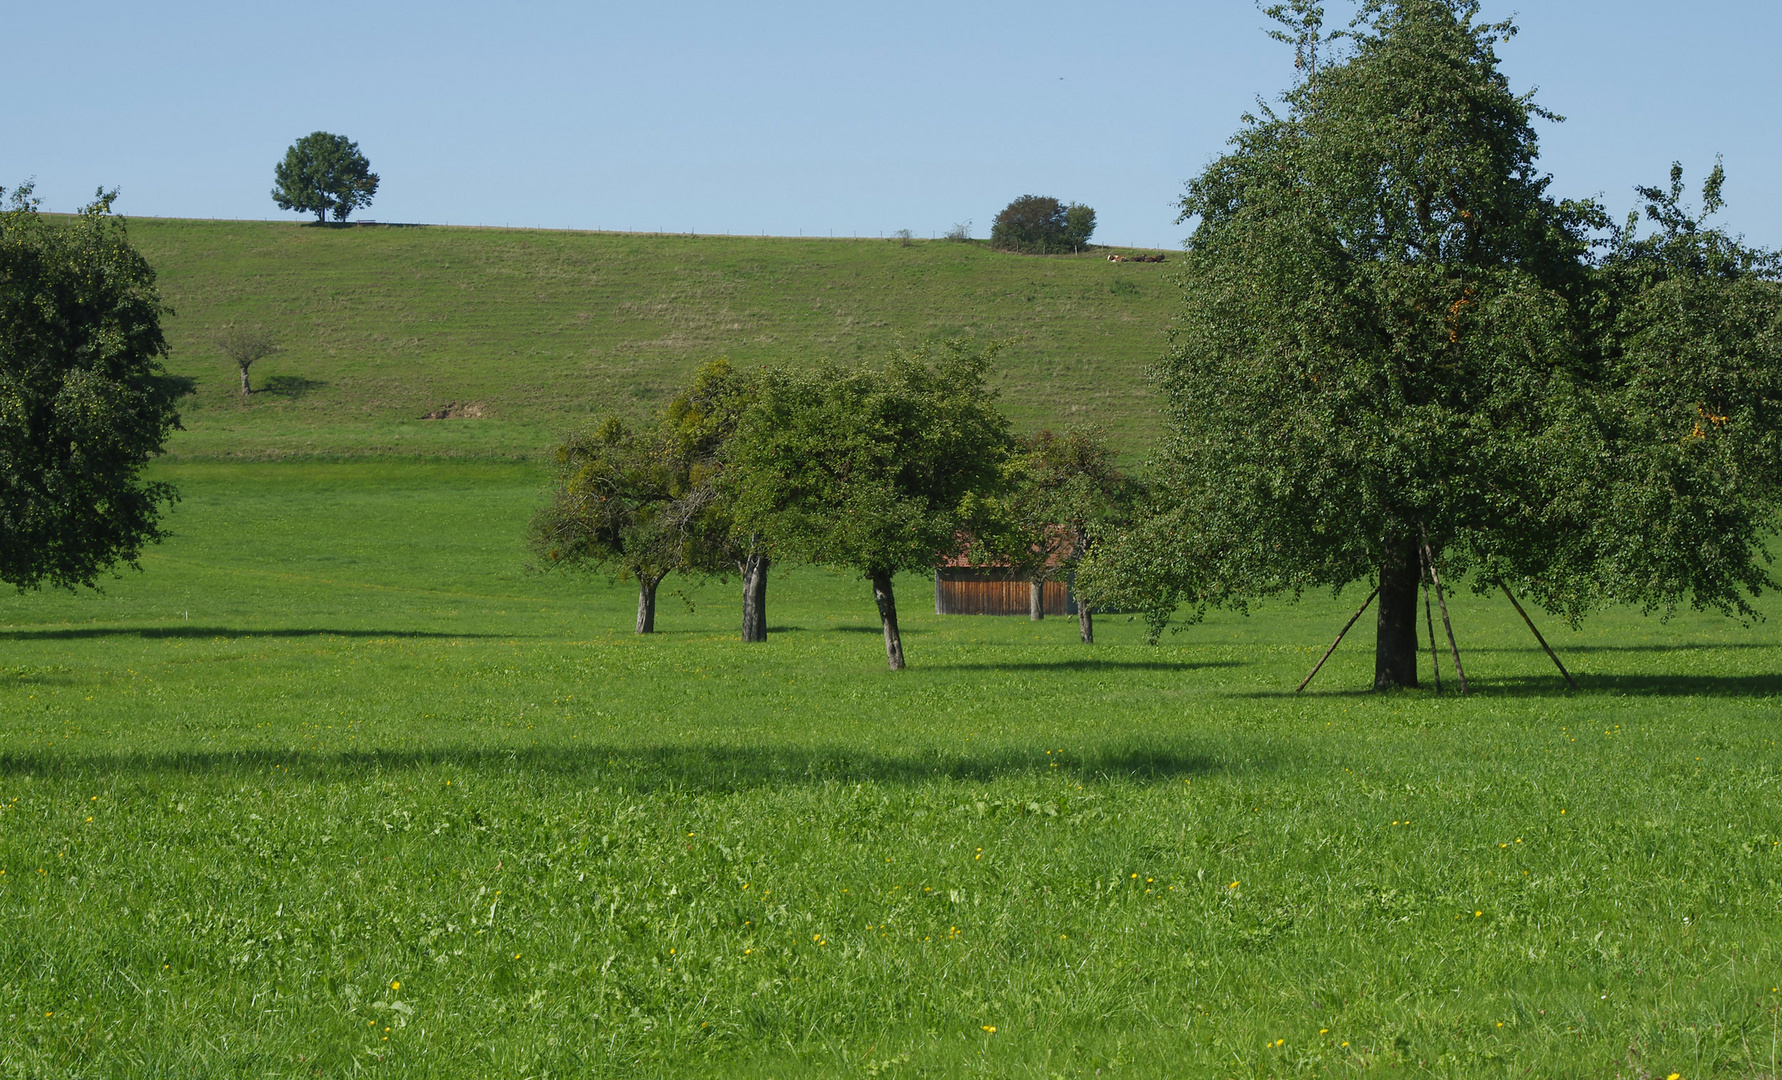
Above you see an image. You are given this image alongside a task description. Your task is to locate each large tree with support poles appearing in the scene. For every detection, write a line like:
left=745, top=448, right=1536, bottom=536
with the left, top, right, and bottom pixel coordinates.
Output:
left=1082, top=0, right=1782, bottom=690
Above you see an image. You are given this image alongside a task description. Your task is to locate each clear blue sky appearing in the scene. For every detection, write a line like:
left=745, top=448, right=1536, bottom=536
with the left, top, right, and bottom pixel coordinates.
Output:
left=5, top=1, right=1778, bottom=250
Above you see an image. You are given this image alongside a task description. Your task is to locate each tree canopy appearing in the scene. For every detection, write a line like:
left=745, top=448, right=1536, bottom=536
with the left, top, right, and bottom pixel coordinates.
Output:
left=1081, top=0, right=1782, bottom=689
left=727, top=342, right=1013, bottom=669
left=214, top=324, right=280, bottom=396
left=272, top=132, right=380, bottom=223
left=0, top=184, right=184, bottom=592
left=530, top=416, right=683, bottom=633
left=990, top=195, right=1096, bottom=254
left=531, top=359, right=771, bottom=638
left=656, top=357, right=772, bottom=641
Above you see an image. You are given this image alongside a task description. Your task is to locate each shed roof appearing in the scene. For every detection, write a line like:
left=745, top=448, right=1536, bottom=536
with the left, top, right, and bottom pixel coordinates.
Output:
left=938, top=527, right=1075, bottom=570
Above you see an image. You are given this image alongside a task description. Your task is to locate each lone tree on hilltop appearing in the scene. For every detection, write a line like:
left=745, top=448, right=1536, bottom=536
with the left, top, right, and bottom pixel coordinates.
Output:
left=0, top=183, right=184, bottom=593
left=272, top=132, right=379, bottom=223
left=214, top=324, right=280, bottom=396
left=1082, top=0, right=1782, bottom=691
left=990, top=195, right=1095, bottom=254
left=727, top=342, right=1013, bottom=670
left=531, top=417, right=682, bottom=633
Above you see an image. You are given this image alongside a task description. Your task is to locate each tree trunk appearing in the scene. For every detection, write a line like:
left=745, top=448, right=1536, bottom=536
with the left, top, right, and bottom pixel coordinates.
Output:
left=1374, top=540, right=1421, bottom=690
left=1029, top=578, right=1044, bottom=621
left=636, top=573, right=664, bottom=634
left=870, top=570, right=905, bottom=671
left=1079, top=605, right=1093, bottom=644
left=741, top=553, right=769, bottom=643
left=239, top=364, right=252, bottom=396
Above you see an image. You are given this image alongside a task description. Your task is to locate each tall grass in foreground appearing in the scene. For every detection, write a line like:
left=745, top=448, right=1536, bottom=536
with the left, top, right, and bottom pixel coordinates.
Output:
left=1, top=462, right=1778, bottom=1078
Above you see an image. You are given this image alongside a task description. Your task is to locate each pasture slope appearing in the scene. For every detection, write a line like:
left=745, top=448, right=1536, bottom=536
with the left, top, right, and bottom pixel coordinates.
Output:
left=129, top=218, right=1181, bottom=460
left=0, top=219, right=1777, bottom=1079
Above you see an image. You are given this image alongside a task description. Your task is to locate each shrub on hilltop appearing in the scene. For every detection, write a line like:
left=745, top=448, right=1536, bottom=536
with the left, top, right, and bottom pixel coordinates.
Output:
left=990, top=195, right=1096, bottom=254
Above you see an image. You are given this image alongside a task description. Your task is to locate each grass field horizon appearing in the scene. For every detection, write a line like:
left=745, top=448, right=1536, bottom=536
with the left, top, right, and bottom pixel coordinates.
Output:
left=3, top=461, right=1779, bottom=1077
left=123, top=217, right=1180, bottom=462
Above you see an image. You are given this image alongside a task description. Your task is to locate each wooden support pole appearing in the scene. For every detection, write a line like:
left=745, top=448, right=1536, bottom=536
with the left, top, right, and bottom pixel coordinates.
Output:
left=1296, top=585, right=1380, bottom=694
left=1499, top=582, right=1580, bottom=691
left=1423, top=541, right=1468, bottom=695
left=1420, top=546, right=1443, bottom=693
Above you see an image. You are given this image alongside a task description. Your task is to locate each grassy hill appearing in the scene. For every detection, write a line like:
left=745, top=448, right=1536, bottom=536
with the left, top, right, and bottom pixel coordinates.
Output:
left=128, top=218, right=1181, bottom=460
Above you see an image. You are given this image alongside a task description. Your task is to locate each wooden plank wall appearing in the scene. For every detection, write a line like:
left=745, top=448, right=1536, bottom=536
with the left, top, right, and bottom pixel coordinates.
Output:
left=934, top=574, right=1073, bottom=616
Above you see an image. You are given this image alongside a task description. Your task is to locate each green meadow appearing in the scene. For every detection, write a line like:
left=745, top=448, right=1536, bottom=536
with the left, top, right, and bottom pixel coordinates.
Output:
left=127, top=219, right=1179, bottom=460
left=3, top=460, right=1780, bottom=1078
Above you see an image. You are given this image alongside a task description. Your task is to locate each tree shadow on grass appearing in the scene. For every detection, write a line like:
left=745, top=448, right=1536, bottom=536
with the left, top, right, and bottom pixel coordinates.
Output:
left=939, top=659, right=1243, bottom=673
left=1246, top=667, right=1782, bottom=700
left=0, top=741, right=1243, bottom=790
left=257, top=374, right=327, bottom=399
left=1547, top=642, right=1781, bottom=654
left=1482, top=672, right=1782, bottom=698
left=1244, top=637, right=1782, bottom=700
left=0, top=625, right=513, bottom=642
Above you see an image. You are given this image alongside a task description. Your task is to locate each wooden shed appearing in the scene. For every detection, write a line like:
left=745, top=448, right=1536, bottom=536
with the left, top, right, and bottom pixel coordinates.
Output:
left=933, top=567, right=1076, bottom=616
left=933, top=534, right=1077, bottom=615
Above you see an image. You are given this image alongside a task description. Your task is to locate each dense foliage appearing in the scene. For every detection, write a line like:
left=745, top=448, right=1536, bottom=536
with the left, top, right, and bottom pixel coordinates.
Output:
left=272, top=131, right=380, bottom=223
left=532, top=360, right=770, bottom=638
left=990, top=195, right=1096, bottom=254
left=656, top=358, right=771, bottom=640
left=1083, top=0, right=1782, bottom=688
left=530, top=416, right=683, bottom=633
left=727, top=342, right=1013, bottom=668
left=1577, top=165, right=1782, bottom=621
left=0, top=184, right=183, bottom=592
